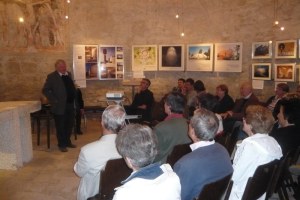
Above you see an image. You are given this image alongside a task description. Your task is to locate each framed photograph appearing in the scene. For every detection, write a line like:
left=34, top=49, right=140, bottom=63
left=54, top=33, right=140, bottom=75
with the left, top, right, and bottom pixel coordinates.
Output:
left=274, top=63, right=296, bottom=82
left=132, top=45, right=158, bottom=71
left=99, top=45, right=124, bottom=80
left=159, top=45, right=184, bottom=71
left=252, top=63, right=271, bottom=80
left=252, top=41, right=272, bottom=59
left=186, top=43, right=213, bottom=71
left=275, top=40, right=297, bottom=59
left=214, top=42, right=242, bottom=72
left=299, top=39, right=300, bottom=58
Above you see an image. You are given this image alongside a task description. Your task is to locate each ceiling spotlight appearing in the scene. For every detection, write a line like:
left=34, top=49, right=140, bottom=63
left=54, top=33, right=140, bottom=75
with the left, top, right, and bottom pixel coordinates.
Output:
left=274, top=21, right=279, bottom=25
left=280, top=26, right=285, bottom=31
left=67, top=0, right=71, bottom=3
left=65, top=15, right=69, bottom=19
left=269, top=40, right=272, bottom=44
left=180, top=32, right=185, bottom=37
left=175, top=14, right=179, bottom=19
left=19, top=17, right=24, bottom=23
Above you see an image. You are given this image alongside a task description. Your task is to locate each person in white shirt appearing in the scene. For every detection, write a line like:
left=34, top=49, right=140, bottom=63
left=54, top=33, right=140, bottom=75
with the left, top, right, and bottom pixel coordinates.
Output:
left=74, top=105, right=126, bottom=200
left=113, top=124, right=181, bottom=200
left=229, top=105, right=283, bottom=200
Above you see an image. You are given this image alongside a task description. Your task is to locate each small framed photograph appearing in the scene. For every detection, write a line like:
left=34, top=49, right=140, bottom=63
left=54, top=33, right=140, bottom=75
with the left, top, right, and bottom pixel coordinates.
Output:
left=252, top=41, right=272, bottom=59
left=275, top=40, right=297, bottom=59
left=274, top=63, right=296, bottom=82
left=252, top=63, right=271, bottom=80
left=159, top=45, right=184, bottom=71
left=186, top=43, right=213, bottom=71
left=132, top=45, right=158, bottom=71
left=214, top=42, right=242, bottom=72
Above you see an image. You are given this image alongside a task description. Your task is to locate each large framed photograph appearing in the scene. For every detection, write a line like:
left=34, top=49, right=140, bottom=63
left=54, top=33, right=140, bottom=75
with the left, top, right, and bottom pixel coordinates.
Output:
left=159, top=45, right=184, bottom=71
left=186, top=44, right=213, bottom=71
left=252, top=63, right=271, bottom=80
left=274, top=63, right=296, bottom=82
left=132, top=45, right=158, bottom=71
left=252, top=41, right=272, bottom=59
left=275, top=40, right=297, bottom=59
left=214, top=42, right=242, bottom=72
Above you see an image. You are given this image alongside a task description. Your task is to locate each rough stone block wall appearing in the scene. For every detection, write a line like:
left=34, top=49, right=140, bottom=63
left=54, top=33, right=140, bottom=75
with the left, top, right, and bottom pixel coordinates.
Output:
left=1, top=0, right=300, bottom=106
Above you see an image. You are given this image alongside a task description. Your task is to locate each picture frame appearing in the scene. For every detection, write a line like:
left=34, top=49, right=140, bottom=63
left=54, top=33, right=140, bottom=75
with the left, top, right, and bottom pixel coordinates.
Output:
left=186, top=43, right=213, bottom=71
left=299, top=39, right=300, bottom=58
left=214, top=42, right=242, bottom=72
left=99, top=45, right=124, bottom=80
left=274, top=63, right=296, bottom=82
left=252, top=41, right=272, bottom=59
left=275, top=40, right=297, bottom=59
left=252, top=63, right=271, bottom=80
left=132, top=45, right=158, bottom=71
left=159, top=45, right=184, bottom=71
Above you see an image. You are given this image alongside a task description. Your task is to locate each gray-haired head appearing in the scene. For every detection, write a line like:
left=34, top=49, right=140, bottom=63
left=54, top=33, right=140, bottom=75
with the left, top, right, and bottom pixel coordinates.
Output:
left=102, top=105, right=126, bottom=133
left=116, top=124, right=158, bottom=169
left=190, top=108, right=219, bottom=141
left=165, top=91, right=186, bottom=114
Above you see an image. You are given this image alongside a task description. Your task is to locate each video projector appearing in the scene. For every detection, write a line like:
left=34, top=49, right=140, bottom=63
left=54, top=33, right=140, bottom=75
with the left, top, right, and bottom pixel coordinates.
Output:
left=106, top=91, right=124, bottom=100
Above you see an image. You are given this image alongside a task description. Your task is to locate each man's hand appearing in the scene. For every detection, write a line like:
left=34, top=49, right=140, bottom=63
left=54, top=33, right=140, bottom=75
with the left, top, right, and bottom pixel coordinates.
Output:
left=138, top=104, right=147, bottom=110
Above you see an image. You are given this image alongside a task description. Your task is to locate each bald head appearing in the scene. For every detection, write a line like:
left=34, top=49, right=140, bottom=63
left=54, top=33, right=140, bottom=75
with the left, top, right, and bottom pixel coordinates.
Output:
left=240, top=82, right=253, bottom=98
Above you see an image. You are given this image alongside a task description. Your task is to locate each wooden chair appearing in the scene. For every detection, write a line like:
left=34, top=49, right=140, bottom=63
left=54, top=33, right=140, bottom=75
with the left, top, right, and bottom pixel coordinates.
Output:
left=195, top=172, right=233, bottom=200
left=31, top=104, right=53, bottom=149
left=98, top=158, right=131, bottom=200
left=241, top=159, right=280, bottom=200
left=166, top=143, right=191, bottom=167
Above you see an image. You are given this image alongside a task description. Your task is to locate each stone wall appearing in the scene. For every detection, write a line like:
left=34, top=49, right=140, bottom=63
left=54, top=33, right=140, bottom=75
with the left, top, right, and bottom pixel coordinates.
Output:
left=1, top=0, right=300, bottom=105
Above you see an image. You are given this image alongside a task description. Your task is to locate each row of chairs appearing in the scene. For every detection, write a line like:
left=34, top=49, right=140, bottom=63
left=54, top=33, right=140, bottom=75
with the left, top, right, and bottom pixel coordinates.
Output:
left=91, top=143, right=300, bottom=200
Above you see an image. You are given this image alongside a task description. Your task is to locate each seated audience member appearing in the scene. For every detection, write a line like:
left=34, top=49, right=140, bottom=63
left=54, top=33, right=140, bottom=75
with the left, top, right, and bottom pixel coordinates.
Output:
left=127, top=78, right=154, bottom=122
left=184, top=78, right=198, bottom=117
left=215, top=84, right=235, bottom=114
left=74, top=105, right=125, bottom=200
left=229, top=105, right=282, bottom=200
left=263, top=83, right=289, bottom=119
left=197, top=93, right=223, bottom=135
left=194, top=80, right=206, bottom=97
left=154, top=92, right=191, bottom=163
left=270, top=93, right=300, bottom=155
left=174, top=109, right=233, bottom=200
left=173, top=78, right=186, bottom=94
left=221, top=82, right=259, bottom=133
left=297, top=85, right=300, bottom=94
left=113, top=124, right=181, bottom=200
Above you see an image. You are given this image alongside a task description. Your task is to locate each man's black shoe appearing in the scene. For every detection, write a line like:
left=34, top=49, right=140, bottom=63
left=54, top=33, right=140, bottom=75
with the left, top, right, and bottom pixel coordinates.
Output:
left=59, top=147, right=68, bottom=152
left=67, top=144, right=76, bottom=148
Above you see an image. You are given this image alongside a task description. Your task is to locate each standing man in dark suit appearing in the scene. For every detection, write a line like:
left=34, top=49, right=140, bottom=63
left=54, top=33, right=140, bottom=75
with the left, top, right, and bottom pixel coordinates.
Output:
left=42, top=59, right=77, bottom=152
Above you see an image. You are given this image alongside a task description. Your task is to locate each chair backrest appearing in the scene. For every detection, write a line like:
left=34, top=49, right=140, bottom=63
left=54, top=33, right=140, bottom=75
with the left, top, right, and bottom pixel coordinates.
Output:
left=196, top=172, right=233, bottom=200
left=166, top=143, right=191, bottom=167
left=241, top=159, right=280, bottom=200
left=266, top=147, right=300, bottom=199
left=100, top=158, right=132, bottom=200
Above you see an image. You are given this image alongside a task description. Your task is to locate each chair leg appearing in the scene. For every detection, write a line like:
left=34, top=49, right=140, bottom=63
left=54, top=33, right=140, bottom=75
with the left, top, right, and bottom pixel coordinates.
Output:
left=47, top=117, right=50, bottom=149
left=37, top=118, right=41, bottom=146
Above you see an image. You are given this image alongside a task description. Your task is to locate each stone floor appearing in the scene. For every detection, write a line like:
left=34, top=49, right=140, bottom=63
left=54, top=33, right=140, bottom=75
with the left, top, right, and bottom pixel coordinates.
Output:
left=0, top=118, right=102, bottom=200
left=0, top=117, right=296, bottom=200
